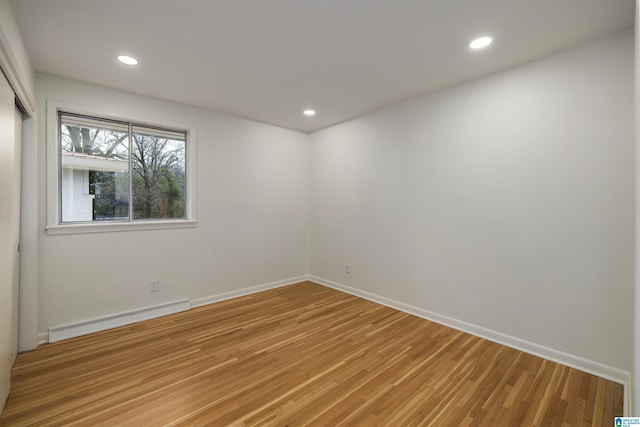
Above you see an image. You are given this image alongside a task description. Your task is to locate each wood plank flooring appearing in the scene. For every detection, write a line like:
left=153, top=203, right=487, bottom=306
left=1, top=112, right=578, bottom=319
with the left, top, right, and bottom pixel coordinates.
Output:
left=0, top=281, right=623, bottom=426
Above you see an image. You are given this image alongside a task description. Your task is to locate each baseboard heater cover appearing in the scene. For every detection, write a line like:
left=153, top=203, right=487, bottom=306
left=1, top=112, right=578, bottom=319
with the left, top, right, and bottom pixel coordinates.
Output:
left=48, top=299, right=191, bottom=343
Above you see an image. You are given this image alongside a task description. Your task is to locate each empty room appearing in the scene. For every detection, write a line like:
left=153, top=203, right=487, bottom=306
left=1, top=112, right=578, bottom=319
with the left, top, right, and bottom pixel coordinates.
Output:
left=0, top=0, right=638, bottom=425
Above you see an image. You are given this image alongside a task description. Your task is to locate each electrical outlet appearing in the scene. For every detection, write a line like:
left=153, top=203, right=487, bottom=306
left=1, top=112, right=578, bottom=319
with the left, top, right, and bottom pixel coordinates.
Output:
left=345, top=263, right=351, bottom=273
left=149, top=279, right=160, bottom=292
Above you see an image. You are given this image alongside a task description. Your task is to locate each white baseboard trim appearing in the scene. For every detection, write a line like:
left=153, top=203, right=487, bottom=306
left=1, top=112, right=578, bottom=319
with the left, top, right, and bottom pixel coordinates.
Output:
left=48, top=299, right=191, bottom=343
left=37, top=332, right=48, bottom=346
left=38, top=275, right=310, bottom=346
left=308, top=275, right=633, bottom=416
left=191, top=275, right=309, bottom=308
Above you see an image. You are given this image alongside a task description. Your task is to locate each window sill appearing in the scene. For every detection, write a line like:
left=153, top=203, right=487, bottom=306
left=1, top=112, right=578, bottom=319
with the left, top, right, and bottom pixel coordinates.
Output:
left=46, top=220, right=198, bottom=235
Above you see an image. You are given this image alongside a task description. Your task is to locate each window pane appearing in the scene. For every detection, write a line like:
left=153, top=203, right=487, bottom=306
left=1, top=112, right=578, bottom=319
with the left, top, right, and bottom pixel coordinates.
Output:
left=131, top=128, right=186, bottom=220
left=57, top=111, right=190, bottom=227
left=60, top=116, right=130, bottom=222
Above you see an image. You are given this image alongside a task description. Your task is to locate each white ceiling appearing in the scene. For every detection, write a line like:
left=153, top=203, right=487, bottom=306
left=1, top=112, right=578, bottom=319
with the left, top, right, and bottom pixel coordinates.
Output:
left=11, top=0, right=634, bottom=133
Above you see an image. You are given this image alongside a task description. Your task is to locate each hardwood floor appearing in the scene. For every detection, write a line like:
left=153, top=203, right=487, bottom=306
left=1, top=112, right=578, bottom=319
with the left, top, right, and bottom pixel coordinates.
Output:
left=0, top=281, right=623, bottom=426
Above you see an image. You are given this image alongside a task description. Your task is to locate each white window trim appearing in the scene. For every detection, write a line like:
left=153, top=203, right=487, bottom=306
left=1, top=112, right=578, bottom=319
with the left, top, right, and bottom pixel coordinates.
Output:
left=46, top=100, right=198, bottom=235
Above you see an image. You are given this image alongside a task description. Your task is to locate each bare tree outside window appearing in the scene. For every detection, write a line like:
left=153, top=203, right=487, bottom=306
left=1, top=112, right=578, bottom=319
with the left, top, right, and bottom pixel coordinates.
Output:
left=59, top=113, right=187, bottom=223
left=131, top=130, right=186, bottom=219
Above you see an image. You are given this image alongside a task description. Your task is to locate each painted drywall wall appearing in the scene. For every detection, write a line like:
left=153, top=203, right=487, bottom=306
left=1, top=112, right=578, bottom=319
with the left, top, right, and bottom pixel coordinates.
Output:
left=310, top=30, right=634, bottom=372
left=34, top=74, right=309, bottom=334
left=0, top=0, right=35, bottom=113
left=18, top=112, right=37, bottom=352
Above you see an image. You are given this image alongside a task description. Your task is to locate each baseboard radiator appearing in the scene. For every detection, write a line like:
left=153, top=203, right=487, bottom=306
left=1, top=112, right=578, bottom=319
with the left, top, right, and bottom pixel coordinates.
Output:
left=48, top=299, right=191, bottom=343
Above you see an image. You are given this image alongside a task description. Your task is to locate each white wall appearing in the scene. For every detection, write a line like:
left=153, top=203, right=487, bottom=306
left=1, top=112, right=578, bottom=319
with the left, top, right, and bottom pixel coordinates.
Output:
left=0, top=0, right=35, bottom=114
left=310, top=30, right=634, bottom=373
left=33, top=74, right=310, bottom=334
left=18, top=113, right=37, bottom=352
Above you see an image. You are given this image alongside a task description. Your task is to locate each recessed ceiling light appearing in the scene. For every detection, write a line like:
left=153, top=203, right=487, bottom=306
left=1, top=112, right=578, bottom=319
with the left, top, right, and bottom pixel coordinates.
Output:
left=117, top=55, right=138, bottom=66
left=469, top=36, right=493, bottom=50
left=303, top=110, right=316, bottom=117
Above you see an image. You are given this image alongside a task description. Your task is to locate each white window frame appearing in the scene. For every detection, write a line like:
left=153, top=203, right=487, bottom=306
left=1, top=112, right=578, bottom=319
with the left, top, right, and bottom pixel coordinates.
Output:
left=46, top=100, right=197, bottom=235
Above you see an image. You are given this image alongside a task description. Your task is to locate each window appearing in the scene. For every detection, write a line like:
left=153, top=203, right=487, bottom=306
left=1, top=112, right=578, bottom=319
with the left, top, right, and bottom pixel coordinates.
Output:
left=47, top=102, right=196, bottom=234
